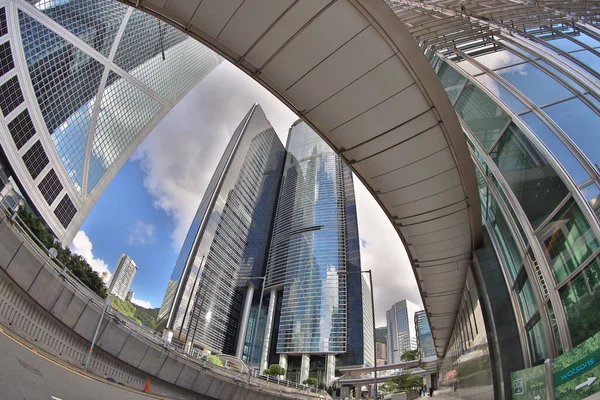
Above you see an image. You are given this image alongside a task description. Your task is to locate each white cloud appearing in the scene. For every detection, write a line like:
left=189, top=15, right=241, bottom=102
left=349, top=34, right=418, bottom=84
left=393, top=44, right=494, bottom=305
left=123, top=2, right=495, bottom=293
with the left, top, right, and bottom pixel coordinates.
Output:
left=354, top=176, right=423, bottom=327
left=130, top=295, right=153, bottom=309
left=132, top=61, right=296, bottom=250
left=70, top=230, right=111, bottom=281
left=128, top=220, right=156, bottom=246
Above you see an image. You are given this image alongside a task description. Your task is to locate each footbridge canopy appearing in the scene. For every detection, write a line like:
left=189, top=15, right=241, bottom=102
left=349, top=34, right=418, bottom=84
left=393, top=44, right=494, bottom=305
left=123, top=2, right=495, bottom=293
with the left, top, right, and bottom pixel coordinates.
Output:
left=121, top=0, right=482, bottom=357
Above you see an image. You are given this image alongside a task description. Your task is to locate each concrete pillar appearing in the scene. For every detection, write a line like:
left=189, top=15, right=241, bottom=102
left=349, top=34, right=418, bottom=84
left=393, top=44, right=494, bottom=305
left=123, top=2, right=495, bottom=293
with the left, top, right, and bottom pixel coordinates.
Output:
left=162, top=329, right=173, bottom=347
left=184, top=338, right=193, bottom=354
left=260, top=289, right=278, bottom=371
left=325, top=353, right=336, bottom=386
left=279, top=354, right=288, bottom=379
left=300, top=353, right=310, bottom=383
left=235, top=282, right=255, bottom=358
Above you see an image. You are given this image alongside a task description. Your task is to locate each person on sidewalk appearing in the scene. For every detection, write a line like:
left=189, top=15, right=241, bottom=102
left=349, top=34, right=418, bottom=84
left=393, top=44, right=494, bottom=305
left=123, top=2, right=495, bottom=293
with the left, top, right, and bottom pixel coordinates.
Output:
left=429, top=386, right=434, bottom=397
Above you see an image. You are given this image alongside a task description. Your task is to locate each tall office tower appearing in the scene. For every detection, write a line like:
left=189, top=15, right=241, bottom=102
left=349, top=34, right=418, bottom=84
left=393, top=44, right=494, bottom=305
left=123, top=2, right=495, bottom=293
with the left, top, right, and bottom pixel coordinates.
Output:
left=125, top=290, right=134, bottom=302
left=109, top=254, right=137, bottom=301
left=386, top=299, right=420, bottom=364
left=415, top=310, right=435, bottom=360
left=0, top=0, right=220, bottom=243
left=386, top=1, right=600, bottom=397
left=259, top=121, right=366, bottom=386
left=157, top=105, right=285, bottom=356
left=361, top=275, right=375, bottom=368
left=375, top=342, right=387, bottom=365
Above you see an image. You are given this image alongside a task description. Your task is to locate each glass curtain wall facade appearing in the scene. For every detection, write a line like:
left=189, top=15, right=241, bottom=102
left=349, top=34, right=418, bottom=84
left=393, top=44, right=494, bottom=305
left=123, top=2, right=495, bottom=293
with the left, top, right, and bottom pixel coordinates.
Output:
left=157, top=105, right=285, bottom=355
left=388, top=0, right=600, bottom=396
left=261, top=121, right=366, bottom=376
left=108, top=254, right=137, bottom=301
left=415, top=310, right=436, bottom=359
left=386, top=299, right=420, bottom=364
left=0, top=0, right=220, bottom=243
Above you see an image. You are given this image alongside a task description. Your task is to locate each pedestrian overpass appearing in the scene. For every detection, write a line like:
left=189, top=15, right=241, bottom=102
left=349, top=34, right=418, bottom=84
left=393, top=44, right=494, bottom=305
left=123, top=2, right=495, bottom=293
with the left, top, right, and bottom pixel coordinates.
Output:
left=120, top=0, right=481, bottom=361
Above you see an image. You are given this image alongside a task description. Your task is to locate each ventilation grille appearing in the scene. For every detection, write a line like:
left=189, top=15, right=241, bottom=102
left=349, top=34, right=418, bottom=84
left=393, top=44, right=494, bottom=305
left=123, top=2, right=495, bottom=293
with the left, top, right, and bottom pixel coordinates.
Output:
left=531, top=252, right=549, bottom=300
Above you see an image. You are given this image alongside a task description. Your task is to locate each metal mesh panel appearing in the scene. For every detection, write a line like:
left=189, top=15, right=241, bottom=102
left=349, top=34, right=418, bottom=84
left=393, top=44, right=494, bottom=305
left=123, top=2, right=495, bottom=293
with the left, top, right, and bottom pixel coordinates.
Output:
left=87, top=71, right=163, bottom=193
left=19, top=10, right=104, bottom=191
left=33, top=0, right=127, bottom=56
left=53, top=194, right=77, bottom=228
left=38, top=169, right=62, bottom=205
left=22, top=140, right=48, bottom=180
left=176, top=39, right=219, bottom=99
left=114, top=10, right=188, bottom=101
left=8, top=109, right=36, bottom=150
left=0, top=41, right=14, bottom=78
left=0, top=75, right=24, bottom=117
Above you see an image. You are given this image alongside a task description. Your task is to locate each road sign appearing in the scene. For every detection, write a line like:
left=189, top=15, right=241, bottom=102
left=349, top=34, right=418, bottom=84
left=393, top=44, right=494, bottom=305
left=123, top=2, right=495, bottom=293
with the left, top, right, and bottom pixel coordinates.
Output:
left=510, top=363, right=546, bottom=400
left=551, top=331, right=600, bottom=400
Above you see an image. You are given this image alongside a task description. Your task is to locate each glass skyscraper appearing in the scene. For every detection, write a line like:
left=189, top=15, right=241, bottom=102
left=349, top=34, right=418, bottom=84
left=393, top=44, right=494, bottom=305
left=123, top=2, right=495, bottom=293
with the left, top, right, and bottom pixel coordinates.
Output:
left=108, top=253, right=137, bottom=301
left=415, top=310, right=436, bottom=360
left=258, top=121, right=367, bottom=385
left=157, top=104, right=286, bottom=356
left=386, top=299, right=420, bottom=364
left=0, top=0, right=220, bottom=243
left=386, top=1, right=600, bottom=398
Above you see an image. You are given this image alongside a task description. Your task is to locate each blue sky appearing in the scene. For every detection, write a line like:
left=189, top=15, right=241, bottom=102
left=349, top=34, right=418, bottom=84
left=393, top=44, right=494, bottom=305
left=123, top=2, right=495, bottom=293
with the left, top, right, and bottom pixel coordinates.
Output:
left=70, top=62, right=421, bottom=323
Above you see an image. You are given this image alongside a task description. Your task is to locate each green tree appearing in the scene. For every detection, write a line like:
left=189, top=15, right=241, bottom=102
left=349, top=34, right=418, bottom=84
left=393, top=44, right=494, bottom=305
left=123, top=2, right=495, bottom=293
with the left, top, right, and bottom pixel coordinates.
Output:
left=17, top=208, right=108, bottom=298
left=303, top=377, right=318, bottom=386
left=375, top=327, right=387, bottom=344
left=133, top=304, right=159, bottom=329
left=263, top=364, right=285, bottom=376
left=389, top=374, right=423, bottom=392
left=401, top=349, right=419, bottom=361
left=111, top=297, right=141, bottom=323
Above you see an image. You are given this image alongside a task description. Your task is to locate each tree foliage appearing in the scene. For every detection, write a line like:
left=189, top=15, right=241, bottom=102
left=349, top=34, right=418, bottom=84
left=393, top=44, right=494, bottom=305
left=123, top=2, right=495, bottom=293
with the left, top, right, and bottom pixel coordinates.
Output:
left=206, top=354, right=223, bottom=367
left=303, top=378, right=318, bottom=386
left=263, top=364, right=285, bottom=376
left=375, top=327, right=387, bottom=344
left=389, top=374, right=423, bottom=392
left=18, top=208, right=108, bottom=298
left=401, top=349, right=419, bottom=361
left=111, top=297, right=159, bottom=329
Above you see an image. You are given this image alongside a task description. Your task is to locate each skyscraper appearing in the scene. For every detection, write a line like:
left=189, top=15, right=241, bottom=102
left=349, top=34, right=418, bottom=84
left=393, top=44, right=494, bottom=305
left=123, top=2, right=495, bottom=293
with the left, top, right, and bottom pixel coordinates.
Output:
left=259, top=121, right=367, bottom=386
left=386, top=299, right=420, bottom=364
left=415, top=310, right=435, bottom=360
left=157, top=104, right=285, bottom=356
left=109, top=254, right=137, bottom=301
left=0, top=0, right=220, bottom=243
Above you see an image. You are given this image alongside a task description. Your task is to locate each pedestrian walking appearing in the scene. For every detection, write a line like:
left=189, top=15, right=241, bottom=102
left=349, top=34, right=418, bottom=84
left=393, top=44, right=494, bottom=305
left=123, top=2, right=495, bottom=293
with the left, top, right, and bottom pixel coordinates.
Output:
left=429, top=386, right=434, bottom=397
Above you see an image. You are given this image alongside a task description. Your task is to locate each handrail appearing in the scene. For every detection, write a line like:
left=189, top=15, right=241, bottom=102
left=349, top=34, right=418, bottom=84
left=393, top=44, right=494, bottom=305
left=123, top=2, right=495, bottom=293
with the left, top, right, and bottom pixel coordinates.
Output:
left=0, top=192, right=330, bottom=399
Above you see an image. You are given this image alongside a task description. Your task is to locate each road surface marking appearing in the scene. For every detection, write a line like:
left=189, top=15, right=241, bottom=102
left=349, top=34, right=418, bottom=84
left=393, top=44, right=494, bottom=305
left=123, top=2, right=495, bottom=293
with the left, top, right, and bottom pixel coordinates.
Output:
left=51, top=396, right=64, bottom=400
left=0, top=328, right=91, bottom=380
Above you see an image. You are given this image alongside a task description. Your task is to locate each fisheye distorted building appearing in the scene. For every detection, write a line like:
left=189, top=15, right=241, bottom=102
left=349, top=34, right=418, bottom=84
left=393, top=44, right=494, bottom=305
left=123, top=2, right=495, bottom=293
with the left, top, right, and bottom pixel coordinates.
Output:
left=386, top=299, right=420, bottom=364
left=108, top=253, right=137, bottom=301
left=0, top=0, right=220, bottom=244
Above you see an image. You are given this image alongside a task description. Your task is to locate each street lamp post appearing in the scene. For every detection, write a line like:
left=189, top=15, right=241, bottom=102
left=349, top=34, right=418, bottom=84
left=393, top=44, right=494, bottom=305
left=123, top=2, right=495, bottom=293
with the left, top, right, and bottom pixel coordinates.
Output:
left=339, top=269, right=378, bottom=400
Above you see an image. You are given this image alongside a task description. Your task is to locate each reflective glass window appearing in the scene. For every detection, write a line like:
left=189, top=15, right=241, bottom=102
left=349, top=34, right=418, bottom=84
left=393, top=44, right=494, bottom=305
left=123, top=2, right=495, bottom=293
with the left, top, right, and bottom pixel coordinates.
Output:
left=491, top=123, right=569, bottom=229
left=572, top=31, right=600, bottom=49
left=559, top=256, right=600, bottom=347
left=537, top=198, right=600, bottom=283
left=436, top=62, right=467, bottom=104
left=543, top=98, right=600, bottom=170
left=520, top=113, right=589, bottom=184
left=488, top=196, right=522, bottom=281
left=543, top=35, right=583, bottom=52
left=496, top=63, right=573, bottom=106
left=475, top=50, right=525, bottom=70
left=456, top=60, right=483, bottom=76
left=455, top=82, right=510, bottom=150
left=570, top=50, right=600, bottom=75
left=527, top=319, right=549, bottom=365
left=518, top=277, right=538, bottom=322
left=585, top=94, right=600, bottom=111
left=475, top=74, right=528, bottom=113
left=534, top=60, right=586, bottom=93
left=474, top=167, right=488, bottom=222
left=581, top=184, right=600, bottom=221
left=546, top=302, right=563, bottom=355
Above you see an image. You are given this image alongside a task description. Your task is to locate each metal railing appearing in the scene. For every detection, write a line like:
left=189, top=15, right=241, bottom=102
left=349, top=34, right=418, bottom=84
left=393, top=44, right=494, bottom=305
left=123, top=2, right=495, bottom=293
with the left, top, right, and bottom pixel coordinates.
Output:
left=0, top=190, right=329, bottom=399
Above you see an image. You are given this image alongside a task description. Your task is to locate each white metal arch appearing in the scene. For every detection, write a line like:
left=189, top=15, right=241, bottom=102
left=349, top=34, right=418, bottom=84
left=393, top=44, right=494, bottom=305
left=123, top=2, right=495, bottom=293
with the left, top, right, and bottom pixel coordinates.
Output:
left=120, top=0, right=482, bottom=357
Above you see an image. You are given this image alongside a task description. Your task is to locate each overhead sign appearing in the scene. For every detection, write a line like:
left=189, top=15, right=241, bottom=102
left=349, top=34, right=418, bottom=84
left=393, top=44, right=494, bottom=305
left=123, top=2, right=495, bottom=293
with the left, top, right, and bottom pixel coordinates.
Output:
left=551, top=331, right=600, bottom=400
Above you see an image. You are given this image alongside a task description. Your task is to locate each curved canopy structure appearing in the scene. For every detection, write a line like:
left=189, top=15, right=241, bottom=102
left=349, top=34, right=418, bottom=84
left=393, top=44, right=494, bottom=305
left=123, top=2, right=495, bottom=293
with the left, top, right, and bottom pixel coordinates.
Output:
left=121, top=0, right=482, bottom=356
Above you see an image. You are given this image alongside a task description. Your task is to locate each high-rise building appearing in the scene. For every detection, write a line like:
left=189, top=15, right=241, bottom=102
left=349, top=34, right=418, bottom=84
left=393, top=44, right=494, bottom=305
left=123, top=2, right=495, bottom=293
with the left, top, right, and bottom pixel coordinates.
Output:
left=258, top=121, right=367, bottom=386
left=109, top=254, right=137, bottom=301
left=375, top=342, right=387, bottom=365
left=156, top=104, right=286, bottom=356
left=385, top=1, right=600, bottom=397
left=126, top=290, right=134, bottom=302
left=415, top=310, right=435, bottom=360
left=0, top=0, right=220, bottom=243
left=386, top=299, right=420, bottom=364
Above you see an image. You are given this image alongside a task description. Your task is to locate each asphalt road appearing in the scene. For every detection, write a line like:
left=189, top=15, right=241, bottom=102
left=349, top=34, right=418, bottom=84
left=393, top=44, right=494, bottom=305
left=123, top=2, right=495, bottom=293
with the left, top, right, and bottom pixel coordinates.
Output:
left=0, top=329, right=162, bottom=400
